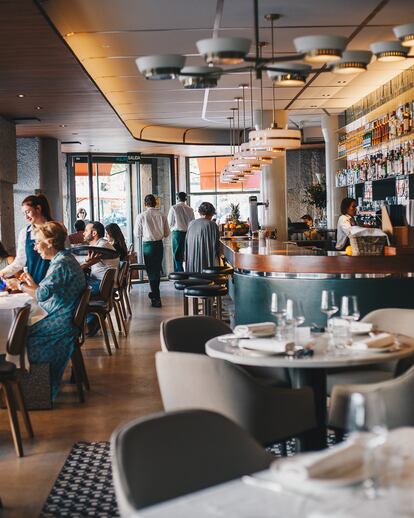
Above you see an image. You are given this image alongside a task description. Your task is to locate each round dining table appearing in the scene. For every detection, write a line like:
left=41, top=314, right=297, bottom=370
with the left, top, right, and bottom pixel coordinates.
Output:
left=0, top=293, right=32, bottom=355
left=206, top=335, right=414, bottom=451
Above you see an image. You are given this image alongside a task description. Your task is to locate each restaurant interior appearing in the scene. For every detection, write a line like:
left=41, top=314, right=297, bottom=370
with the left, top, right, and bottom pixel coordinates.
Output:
left=1, top=0, right=414, bottom=516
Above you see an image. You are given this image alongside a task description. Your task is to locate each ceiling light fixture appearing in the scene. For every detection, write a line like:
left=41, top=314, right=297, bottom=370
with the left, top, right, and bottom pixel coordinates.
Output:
left=293, top=35, right=347, bottom=63
left=267, top=63, right=312, bottom=86
left=394, top=23, right=414, bottom=47
left=370, top=41, right=409, bottom=62
left=17, top=94, right=25, bottom=98
left=136, top=54, right=186, bottom=80
left=196, top=37, right=252, bottom=65
left=331, top=50, right=372, bottom=74
left=179, top=66, right=222, bottom=89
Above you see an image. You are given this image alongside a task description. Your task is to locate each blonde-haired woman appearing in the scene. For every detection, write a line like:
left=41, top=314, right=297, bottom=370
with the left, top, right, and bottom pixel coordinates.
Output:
left=19, top=221, right=86, bottom=399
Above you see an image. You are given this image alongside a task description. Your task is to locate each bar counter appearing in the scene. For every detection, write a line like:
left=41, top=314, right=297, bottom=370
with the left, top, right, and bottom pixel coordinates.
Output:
left=221, top=238, right=414, bottom=326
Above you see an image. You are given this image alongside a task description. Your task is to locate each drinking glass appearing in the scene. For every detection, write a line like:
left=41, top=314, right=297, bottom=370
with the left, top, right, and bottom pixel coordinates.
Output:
left=341, top=296, right=360, bottom=322
left=271, top=293, right=287, bottom=341
left=320, top=290, right=338, bottom=327
left=286, top=299, right=305, bottom=326
left=346, top=391, right=388, bottom=499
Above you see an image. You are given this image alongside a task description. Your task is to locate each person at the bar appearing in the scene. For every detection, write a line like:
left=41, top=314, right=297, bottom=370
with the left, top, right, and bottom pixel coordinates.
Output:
left=18, top=221, right=86, bottom=399
left=336, top=197, right=358, bottom=250
left=167, top=191, right=194, bottom=272
left=0, top=194, right=53, bottom=283
left=105, top=223, right=128, bottom=261
left=134, top=194, right=170, bottom=308
left=185, top=201, right=220, bottom=273
left=69, top=219, right=86, bottom=245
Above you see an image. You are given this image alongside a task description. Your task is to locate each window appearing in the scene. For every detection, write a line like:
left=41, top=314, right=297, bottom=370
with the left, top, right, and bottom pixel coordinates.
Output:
left=187, top=156, right=260, bottom=223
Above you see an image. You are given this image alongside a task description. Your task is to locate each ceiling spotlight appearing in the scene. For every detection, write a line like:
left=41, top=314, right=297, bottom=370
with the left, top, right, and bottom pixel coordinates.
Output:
left=370, top=40, right=409, bottom=62
left=293, top=35, right=347, bottom=63
left=179, top=66, right=221, bottom=89
left=59, top=124, right=67, bottom=128
left=196, top=37, right=251, bottom=65
left=331, top=50, right=372, bottom=74
left=394, top=23, right=414, bottom=47
left=267, top=63, right=311, bottom=86
left=17, top=94, right=25, bottom=98
left=35, top=106, right=43, bottom=110
left=136, top=54, right=186, bottom=80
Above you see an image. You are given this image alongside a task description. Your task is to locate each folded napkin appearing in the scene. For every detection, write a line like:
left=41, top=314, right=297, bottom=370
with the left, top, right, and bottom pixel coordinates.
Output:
left=350, top=322, right=373, bottom=334
left=351, top=332, right=394, bottom=351
left=234, top=322, right=276, bottom=338
left=272, top=437, right=366, bottom=481
left=238, top=338, right=290, bottom=353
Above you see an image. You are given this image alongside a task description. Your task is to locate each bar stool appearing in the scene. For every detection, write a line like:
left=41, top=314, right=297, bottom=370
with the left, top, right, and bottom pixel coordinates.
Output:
left=174, top=278, right=213, bottom=315
left=184, top=284, right=228, bottom=319
left=202, top=265, right=234, bottom=276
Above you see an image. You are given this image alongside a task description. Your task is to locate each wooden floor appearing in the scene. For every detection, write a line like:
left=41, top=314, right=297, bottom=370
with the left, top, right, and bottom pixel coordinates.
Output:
left=0, top=282, right=181, bottom=517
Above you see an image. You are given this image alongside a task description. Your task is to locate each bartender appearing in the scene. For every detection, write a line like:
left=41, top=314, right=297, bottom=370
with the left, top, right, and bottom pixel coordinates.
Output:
left=336, top=197, right=358, bottom=250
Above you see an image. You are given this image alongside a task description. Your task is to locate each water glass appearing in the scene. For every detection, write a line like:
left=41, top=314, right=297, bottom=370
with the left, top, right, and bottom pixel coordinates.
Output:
left=328, top=317, right=350, bottom=353
left=271, top=293, right=287, bottom=341
left=346, top=392, right=388, bottom=499
left=320, top=290, right=338, bottom=327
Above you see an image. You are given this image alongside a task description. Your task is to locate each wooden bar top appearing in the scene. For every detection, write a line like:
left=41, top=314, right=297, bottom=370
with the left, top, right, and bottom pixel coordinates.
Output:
left=221, top=238, right=414, bottom=274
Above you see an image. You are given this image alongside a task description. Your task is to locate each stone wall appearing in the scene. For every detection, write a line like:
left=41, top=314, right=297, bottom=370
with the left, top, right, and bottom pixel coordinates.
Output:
left=286, top=147, right=326, bottom=222
left=0, top=116, right=17, bottom=253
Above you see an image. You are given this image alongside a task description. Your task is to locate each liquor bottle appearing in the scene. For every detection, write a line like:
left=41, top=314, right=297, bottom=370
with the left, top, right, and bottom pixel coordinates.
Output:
left=389, top=111, right=397, bottom=140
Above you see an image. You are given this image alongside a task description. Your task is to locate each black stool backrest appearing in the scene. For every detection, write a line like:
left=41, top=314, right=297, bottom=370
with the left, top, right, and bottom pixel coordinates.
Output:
left=6, top=305, right=31, bottom=368
left=117, top=261, right=128, bottom=289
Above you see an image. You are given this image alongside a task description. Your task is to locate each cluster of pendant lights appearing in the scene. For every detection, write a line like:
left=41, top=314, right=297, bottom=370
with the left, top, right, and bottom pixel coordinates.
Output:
left=136, top=22, right=414, bottom=183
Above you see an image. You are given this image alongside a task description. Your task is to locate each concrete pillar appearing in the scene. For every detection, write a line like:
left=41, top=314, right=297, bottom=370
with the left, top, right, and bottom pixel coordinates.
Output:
left=321, top=115, right=346, bottom=229
left=254, top=110, right=288, bottom=240
left=0, top=117, right=17, bottom=253
left=15, top=137, right=64, bottom=236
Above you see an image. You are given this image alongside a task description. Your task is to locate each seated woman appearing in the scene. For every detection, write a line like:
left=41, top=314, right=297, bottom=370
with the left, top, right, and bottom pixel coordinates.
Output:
left=18, top=221, right=86, bottom=399
left=105, top=222, right=128, bottom=261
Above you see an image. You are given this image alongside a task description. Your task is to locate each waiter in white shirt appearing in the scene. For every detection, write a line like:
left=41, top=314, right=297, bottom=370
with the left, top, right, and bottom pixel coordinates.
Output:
left=134, top=194, right=170, bottom=307
left=167, top=192, right=195, bottom=272
left=336, top=197, right=358, bottom=250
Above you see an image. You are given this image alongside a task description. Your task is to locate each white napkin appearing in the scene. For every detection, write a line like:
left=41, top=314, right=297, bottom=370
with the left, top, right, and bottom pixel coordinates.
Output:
left=350, top=322, right=373, bottom=334
left=234, top=322, right=276, bottom=338
left=272, top=437, right=366, bottom=481
left=238, top=338, right=290, bottom=353
left=351, top=332, right=394, bottom=351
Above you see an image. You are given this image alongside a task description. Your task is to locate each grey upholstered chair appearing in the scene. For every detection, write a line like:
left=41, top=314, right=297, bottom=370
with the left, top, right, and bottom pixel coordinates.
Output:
left=155, top=351, right=316, bottom=446
left=111, top=409, right=272, bottom=516
left=327, top=308, right=414, bottom=394
left=329, top=365, right=414, bottom=432
left=160, top=315, right=231, bottom=354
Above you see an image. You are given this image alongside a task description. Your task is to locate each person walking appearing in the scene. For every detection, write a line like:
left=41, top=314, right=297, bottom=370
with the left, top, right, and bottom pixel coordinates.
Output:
left=134, top=194, right=170, bottom=307
left=167, top=192, right=194, bottom=272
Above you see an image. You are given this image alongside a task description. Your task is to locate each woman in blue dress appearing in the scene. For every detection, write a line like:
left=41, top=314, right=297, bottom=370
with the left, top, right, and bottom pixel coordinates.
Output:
left=0, top=194, right=52, bottom=284
left=19, top=221, right=86, bottom=399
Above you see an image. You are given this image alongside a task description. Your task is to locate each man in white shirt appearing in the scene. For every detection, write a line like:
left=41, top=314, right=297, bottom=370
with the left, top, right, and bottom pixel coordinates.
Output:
left=134, top=194, right=170, bottom=307
left=82, top=221, right=120, bottom=294
left=167, top=192, right=194, bottom=272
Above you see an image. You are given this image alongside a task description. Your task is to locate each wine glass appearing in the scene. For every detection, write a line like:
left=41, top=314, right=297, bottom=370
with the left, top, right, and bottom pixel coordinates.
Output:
left=320, top=290, right=338, bottom=327
left=271, top=293, right=287, bottom=341
left=341, top=296, right=360, bottom=323
left=346, top=391, right=388, bottom=499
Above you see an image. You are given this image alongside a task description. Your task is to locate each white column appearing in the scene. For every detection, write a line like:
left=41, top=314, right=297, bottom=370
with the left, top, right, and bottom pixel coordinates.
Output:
left=255, top=109, right=288, bottom=240
left=321, top=115, right=345, bottom=229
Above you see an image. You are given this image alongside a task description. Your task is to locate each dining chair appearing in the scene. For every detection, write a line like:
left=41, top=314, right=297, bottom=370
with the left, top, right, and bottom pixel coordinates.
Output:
left=0, top=305, right=33, bottom=457
left=71, top=286, right=91, bottom=403
left=156, top=351, right=317, bottom=446
left=113, top=261, right=129, bottom=337
left=326, top=308, right=414, bottom=394
left=160, top=316, right=231, bottom=354
left=329, top=365, right=414, bottom=432
left=87, top=268, right=119, bottom=354
left=111, top=409, right=272, bottom=516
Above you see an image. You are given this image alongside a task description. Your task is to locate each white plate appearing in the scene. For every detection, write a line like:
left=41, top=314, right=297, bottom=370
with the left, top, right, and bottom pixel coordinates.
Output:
left=265, top=465, right=366, bottom=489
